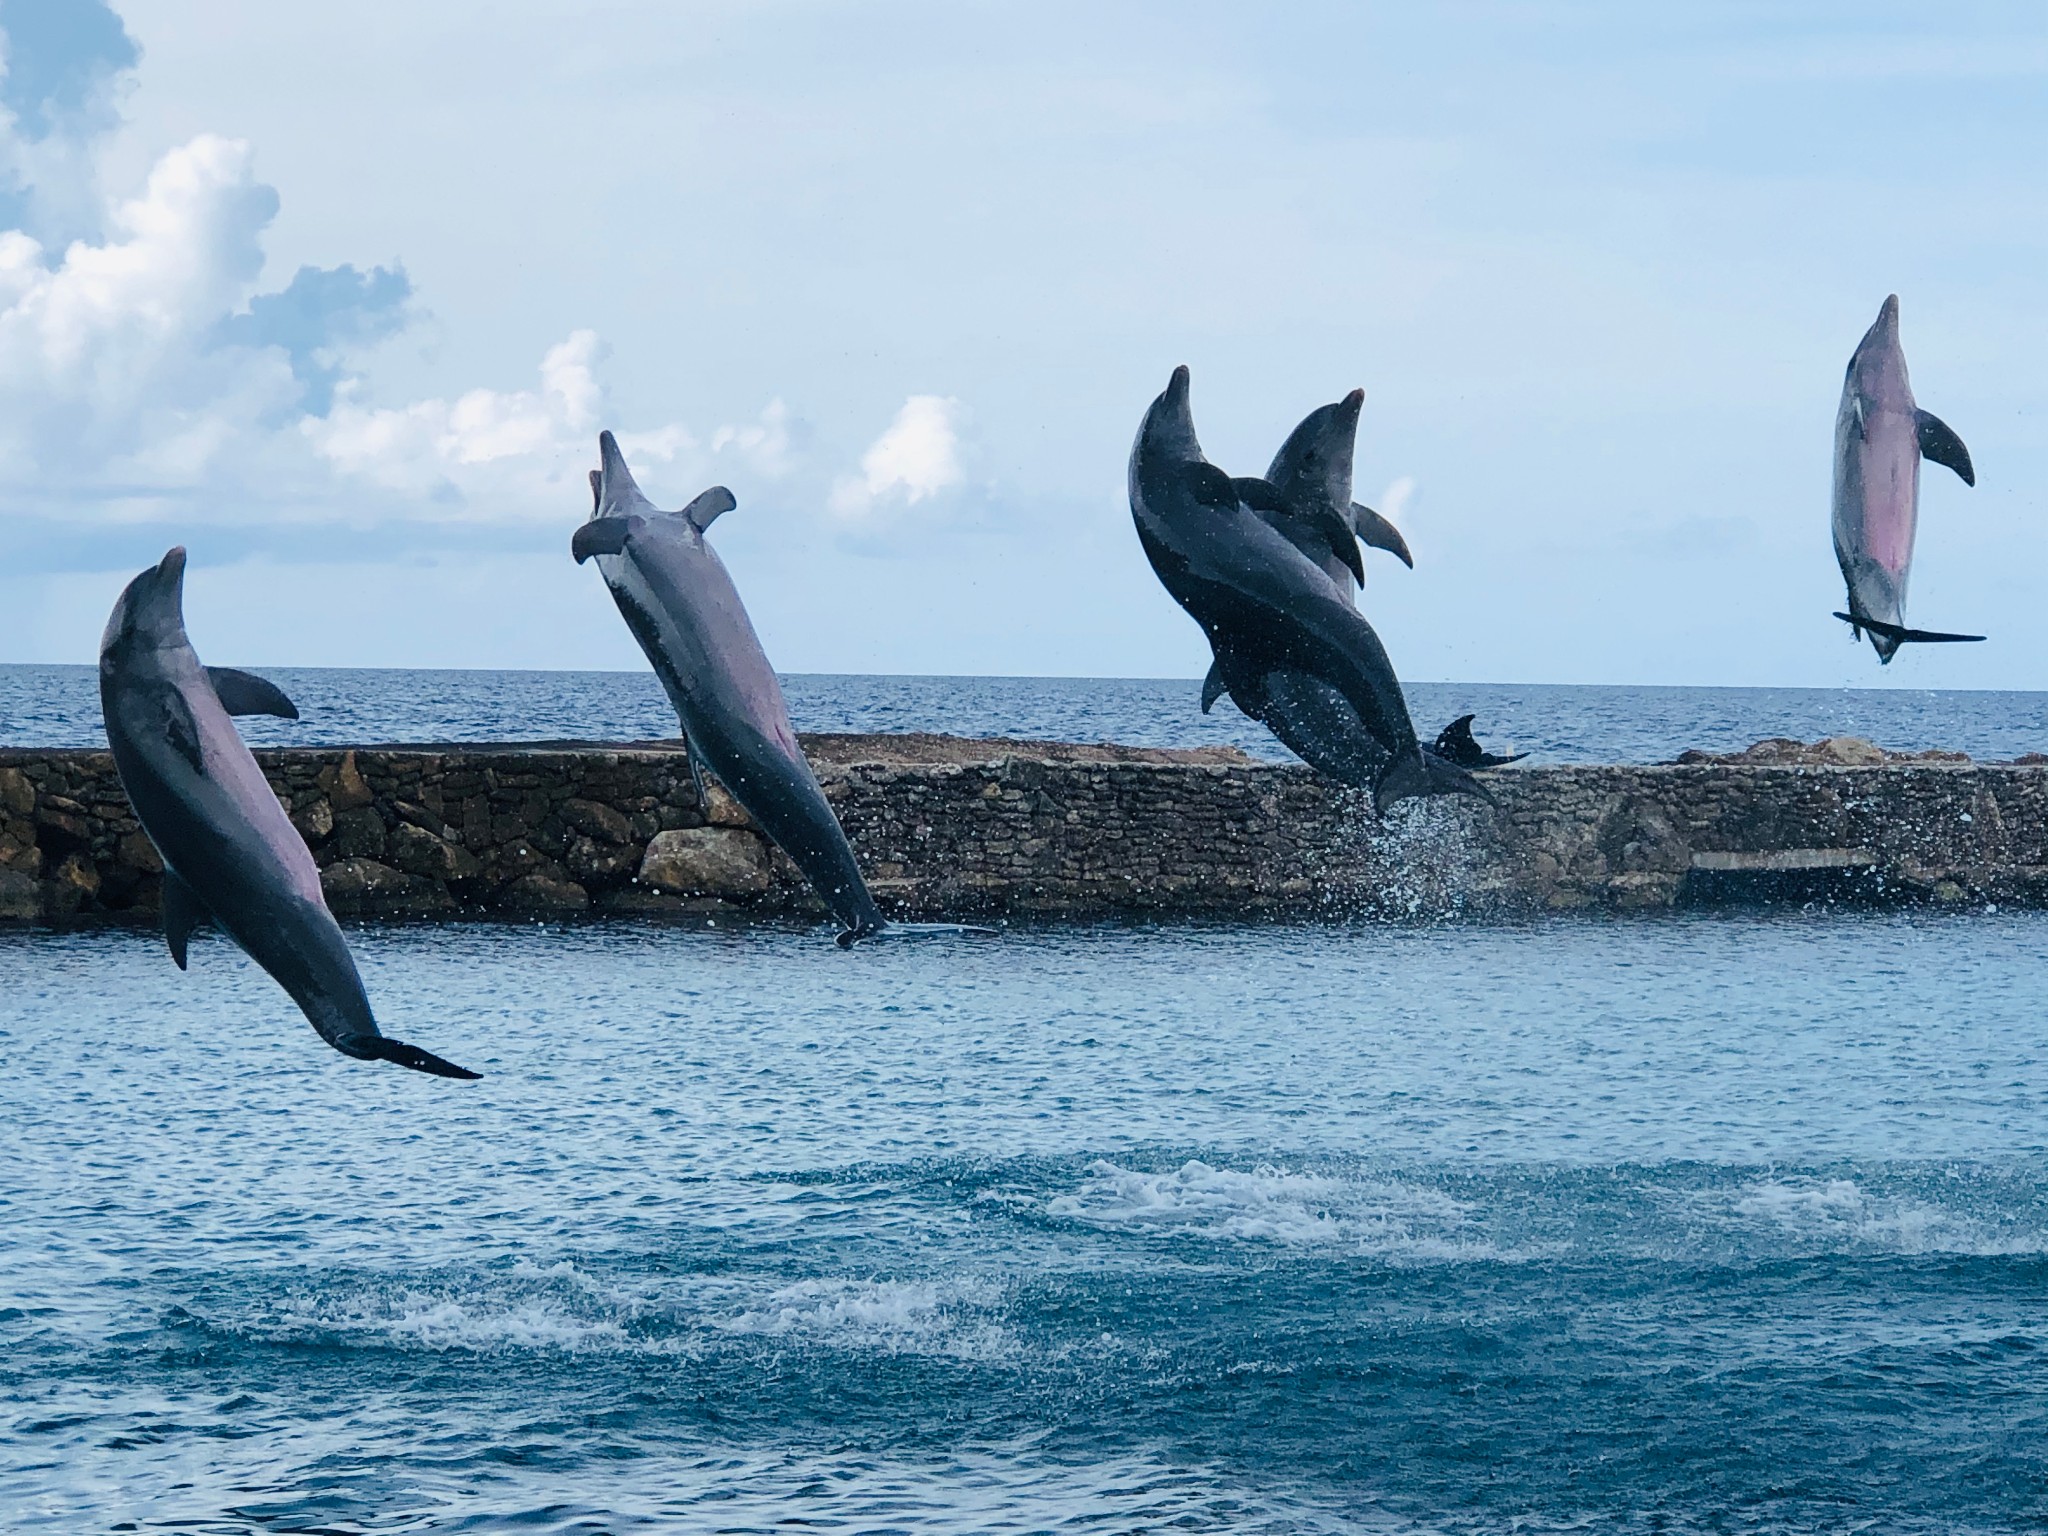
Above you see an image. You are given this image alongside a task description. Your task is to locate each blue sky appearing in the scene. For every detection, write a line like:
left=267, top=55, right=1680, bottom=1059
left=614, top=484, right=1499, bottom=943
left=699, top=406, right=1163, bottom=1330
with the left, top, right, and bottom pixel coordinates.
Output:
left=0, top=1, right=2042, bottom=687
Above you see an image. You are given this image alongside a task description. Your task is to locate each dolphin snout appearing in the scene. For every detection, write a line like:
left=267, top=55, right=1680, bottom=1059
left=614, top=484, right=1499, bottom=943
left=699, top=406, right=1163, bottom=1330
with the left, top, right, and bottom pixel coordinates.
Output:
left=158, top=546, right=187, bottom=582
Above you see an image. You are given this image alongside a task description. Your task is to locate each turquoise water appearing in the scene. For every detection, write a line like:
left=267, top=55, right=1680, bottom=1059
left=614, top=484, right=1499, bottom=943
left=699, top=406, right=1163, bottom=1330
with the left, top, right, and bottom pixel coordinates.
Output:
left=4, top=911, right=2046, bottom=1532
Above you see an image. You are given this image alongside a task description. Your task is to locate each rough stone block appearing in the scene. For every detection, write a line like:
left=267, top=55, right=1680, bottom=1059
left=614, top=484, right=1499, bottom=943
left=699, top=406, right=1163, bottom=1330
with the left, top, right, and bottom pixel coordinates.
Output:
left=562, top=798, right=634, bottom=844
left=0, top=766, right=32, bottom=816
left=116, top=831, right=163, bottom=873
left=390, top=821, right=481, bottom=882
left=499, top=873, right=591, bottom=911
left=638, top=827, right=771, bottom=897
left=0, top=864, right=39, bottom=919
left=328, top=807, right=387, bottom=861
left=321, top=858, right=415, bottom=904
left=319, top=751, right=374, bottom=811
left=292, top=798, right=335, bottom=844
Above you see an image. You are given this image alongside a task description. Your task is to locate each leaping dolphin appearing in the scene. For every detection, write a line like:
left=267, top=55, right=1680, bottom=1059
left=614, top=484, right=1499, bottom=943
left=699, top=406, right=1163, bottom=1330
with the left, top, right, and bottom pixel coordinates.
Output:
left=99, top=549, right=478, bottom=1080
left=1831, top=294, right=1979, bottom=662
left=572, top=433, right=897, bottom=944
left=1191, top=389, right=1508, bottom=790
left=1129, top=367, right=1487, bottom=813
left=1432, top=714, right=1525, bottom=768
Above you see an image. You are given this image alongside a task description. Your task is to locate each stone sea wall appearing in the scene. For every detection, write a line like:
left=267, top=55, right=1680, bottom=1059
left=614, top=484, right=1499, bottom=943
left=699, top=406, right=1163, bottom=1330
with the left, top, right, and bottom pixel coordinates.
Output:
left=2, top=733, right=2044, bottom=925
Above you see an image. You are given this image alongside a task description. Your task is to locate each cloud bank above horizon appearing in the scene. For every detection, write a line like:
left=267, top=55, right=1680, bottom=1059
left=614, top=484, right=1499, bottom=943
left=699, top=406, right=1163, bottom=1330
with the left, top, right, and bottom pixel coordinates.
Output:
left=0, top=1, right=2043, bottom=688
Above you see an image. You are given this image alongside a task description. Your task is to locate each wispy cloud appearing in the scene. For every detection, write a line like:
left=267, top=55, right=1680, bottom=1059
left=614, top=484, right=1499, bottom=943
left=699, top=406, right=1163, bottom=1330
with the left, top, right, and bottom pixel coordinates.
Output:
left=828, top=395, right=966, bottom=520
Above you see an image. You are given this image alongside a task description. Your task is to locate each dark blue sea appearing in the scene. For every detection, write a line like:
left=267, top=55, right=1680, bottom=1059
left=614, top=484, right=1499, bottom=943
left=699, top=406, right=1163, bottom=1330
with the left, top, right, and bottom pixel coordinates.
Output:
left=5, top=669, right=2048, bottom=1532
left=7, top=663, right=2048, bottom=762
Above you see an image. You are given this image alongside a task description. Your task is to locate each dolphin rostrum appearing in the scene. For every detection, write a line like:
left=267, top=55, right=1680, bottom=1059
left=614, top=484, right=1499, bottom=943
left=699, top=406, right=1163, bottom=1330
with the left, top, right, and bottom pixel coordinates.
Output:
left=99, top=549, right=478, bottom=1079
left=1129, top=367, right=1487, bottom=813
left=1831, top=294, right=1979, bottom=662
left=572, top=433, right=893, bottom=944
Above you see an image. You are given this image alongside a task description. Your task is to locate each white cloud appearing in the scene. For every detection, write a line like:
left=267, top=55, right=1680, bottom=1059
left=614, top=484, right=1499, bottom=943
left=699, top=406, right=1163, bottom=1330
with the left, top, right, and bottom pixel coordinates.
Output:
left=709, top=398, right=791, bottom=478
left=0, top=133, right=285, bottom=483
left=305, top=330, right=606, bottom=506
left=828, top=394, right=965, bottom=519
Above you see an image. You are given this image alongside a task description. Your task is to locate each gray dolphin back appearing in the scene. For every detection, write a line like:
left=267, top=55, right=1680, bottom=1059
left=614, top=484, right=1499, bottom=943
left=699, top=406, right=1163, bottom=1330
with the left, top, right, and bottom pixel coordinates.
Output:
left=575, top=433, right=886, bottom=943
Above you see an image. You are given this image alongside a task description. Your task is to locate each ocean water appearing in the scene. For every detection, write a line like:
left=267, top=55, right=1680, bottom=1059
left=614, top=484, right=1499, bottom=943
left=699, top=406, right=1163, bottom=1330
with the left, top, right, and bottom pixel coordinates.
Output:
left=4, top=911, right=2048, bottom=1533
left=7, top=662, right=2048, bottom=763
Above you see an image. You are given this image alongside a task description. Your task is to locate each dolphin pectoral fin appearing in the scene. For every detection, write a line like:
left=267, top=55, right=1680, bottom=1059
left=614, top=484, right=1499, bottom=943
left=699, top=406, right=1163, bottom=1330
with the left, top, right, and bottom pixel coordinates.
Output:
left=1915, top=410, right=1975, bottom=486
left=1351, top=503, right=1414, bottom=569
left=572, top=516, right=641, bottom=564
left=1833, top=612, right=1985, bottom=646
left=346, top=1034, right=483, bottom=1080
left=161, top=869, right=207, bottom=970
left=681, top=486, right=737, bottom=531
left=588, top=468, right=602, bottom=513
left=206, top=667, right=300, bottom=719
left=1200, top=663, right=1227, bottom=714
left=1322, top=511, right=1366, bottom=586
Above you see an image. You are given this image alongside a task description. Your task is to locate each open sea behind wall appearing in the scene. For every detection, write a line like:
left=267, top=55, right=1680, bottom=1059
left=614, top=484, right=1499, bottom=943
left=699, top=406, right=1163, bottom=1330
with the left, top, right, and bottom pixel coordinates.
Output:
left=4, top=913, right=2048, bottom=1533
left=7, top=663, right=2048, bottom=762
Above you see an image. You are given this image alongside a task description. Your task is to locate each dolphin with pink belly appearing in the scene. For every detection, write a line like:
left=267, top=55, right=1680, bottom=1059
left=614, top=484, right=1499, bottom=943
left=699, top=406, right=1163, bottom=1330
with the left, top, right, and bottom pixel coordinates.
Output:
left=99, top=548, right=478, bottom=1079
left=572, top=433, right=894, bottom=944
left=1831, top=294, right=1978, bottom=662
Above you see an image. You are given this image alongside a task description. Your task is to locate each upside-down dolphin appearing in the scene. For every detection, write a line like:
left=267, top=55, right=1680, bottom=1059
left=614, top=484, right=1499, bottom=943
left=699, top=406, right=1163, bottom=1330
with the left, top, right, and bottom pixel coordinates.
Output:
left=1191, top=390, right=1510, bottom=789
left=99, top=549, right=478, bottom=1079
left=1129, top=367, right=1487, bottom=813
left=1432, top=714, right=1525, bottom=768
left=1831, top=294, right=1978, bottom=662
left=574, top=434, right=987, bottom=946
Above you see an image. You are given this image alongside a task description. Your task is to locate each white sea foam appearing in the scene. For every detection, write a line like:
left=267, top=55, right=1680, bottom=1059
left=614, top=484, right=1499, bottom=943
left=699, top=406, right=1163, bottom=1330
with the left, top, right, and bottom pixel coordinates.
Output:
left=1046, top=1159, right=1496, bottom=1259
left=1728, top=1176, right=2046, bottom=1256
left=233, top=1258, right=671, bottom=1355
left=719, top=1275, right=1012, bottom=1359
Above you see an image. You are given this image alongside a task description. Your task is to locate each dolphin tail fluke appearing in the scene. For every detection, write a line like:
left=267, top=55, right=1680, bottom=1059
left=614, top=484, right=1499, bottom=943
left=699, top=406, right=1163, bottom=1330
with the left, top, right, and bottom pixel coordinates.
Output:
left=1373, top=747, right=1498, bottom=815
left=1832, top=612, right=1985, bottom=646
left=355, top=1034, right=483, bottom=1080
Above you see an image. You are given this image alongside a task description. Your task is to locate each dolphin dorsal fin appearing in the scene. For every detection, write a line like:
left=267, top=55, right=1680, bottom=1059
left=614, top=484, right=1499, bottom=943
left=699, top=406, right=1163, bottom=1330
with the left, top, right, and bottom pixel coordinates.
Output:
left=681, top=486, right=737, bottom=532
left=1915, top=410, right=1975, bottom=487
